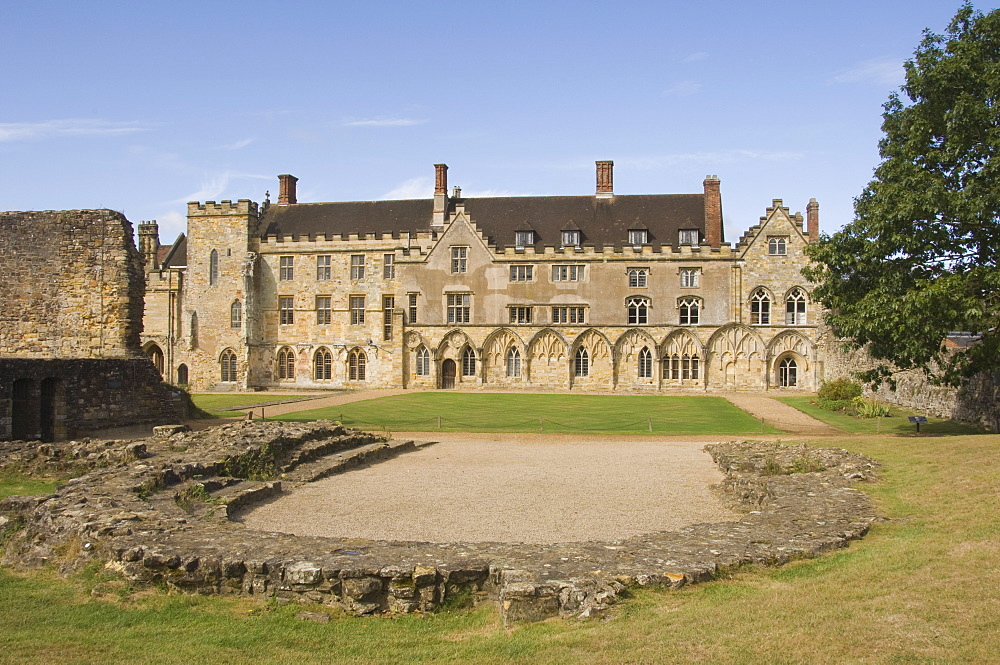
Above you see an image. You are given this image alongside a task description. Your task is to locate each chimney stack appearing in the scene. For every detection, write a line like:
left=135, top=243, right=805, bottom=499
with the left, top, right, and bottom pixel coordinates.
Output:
left=277, top=174, right=298, bottom=205
left=433, top=163, right=448, bottom=226
left=806, top=198, right=820, bottom=242
left=137, top=221, right=160, bottom=267
left=596, top=160, right=614, bottom=198
left=703, top=175, right=723, bottom=248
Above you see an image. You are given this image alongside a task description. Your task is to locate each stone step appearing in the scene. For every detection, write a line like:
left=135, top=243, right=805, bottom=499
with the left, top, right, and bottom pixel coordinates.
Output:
left=279, top=434, right=382, bottom=474
left=208, top=480, right=284, bottom=518
left=282, top=439, right=431, bottom=484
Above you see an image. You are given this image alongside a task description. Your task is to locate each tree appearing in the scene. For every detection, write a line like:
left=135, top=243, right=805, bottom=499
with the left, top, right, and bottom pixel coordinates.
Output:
left=806, top=2, right=1000, bottom=387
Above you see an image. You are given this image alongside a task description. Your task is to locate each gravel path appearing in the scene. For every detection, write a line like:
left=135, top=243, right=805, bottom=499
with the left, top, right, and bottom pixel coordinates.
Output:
left=240, top=435, right=738, bottom=544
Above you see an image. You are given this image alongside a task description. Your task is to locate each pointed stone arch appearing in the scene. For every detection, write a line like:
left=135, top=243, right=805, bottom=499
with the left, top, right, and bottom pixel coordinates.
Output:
left=613, top=328, right=658, bottom=387
left=437, top=329, right=473, bottom=361
left=570, top=328, right=613, bottom=389
left=483, top=327, right=526, bottom=384
left=767, top=330, right=815, bottom=390
left=527, top=328, right=569, bottom=387
left=660, top=329, right=706, bottom=386
left=707, top=324, right=766, bottom=389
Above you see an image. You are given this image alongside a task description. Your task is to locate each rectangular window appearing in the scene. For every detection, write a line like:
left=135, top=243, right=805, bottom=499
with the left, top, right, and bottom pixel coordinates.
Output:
left=680, top=268, right=700, bottom=288
left=509, top=265, right=533, bottom=282
left=279, top=256, right=294, bottom=281
left=408, top=293, right=418, bottom=323
left=350, top=254, right=365, bottom=279
left=316, top=255, right=331, bottom=280
left=451, top=246, right=467, bottom=274
left=561, top=230, right=581, bottom=247
left=316, top=296, right=332, bottom=325
left=551, top=307, right=585, bottom=324
left=383, top=295, right=394, bottom=341
left=628, top=268, right=649, bottom=288
left=350, top=296, right=365, bottom=325
left=515, top=230, right=534, bottom=247
left=679, top=229, right=699, bottom=246
left=447, top=293, right=471, bottom=323
left=279, top=296, right=294, bottom=324
left=383, top=254, right=395, bottom=279
left=629, top=229, right=648, bottom=246
left=552, top=265, right=585, bottom=282
left=509, top=306, right=532, bottom=324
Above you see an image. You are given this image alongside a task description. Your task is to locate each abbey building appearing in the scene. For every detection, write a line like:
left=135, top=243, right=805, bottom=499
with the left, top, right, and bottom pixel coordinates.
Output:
left=139, top=161, right=826, bottom=392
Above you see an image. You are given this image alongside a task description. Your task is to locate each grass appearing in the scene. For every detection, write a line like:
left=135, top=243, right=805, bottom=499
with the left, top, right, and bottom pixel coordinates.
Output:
left=189, top=393, right=322, bottom=418
left=1, top=433, right=998, bottom=663
left=0, top=473, right=60, bottom=499
left=775, top=396, right=984, bottom=435
left=271, top=393, right=782, bottom=435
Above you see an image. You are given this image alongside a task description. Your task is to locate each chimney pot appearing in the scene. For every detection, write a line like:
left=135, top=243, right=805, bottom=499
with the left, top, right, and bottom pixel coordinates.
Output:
left=596, top=160, right=614, bottom=198
left=806, top=198, right=820, bottom=242
left=434, top=164, right=448, bottom=196
left=277, top=174, right=298, bottom=205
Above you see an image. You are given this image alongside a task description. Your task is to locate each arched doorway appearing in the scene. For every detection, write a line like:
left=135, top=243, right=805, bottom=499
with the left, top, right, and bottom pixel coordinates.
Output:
left=176, top=364, right=188, bottom=385
left=778, top=356, right=798, bottom=387
left=11, top=379, right=34, bottom=440
left=441, top=359, right=456, bottom=389
left=40, top=378, right=64, bottom=442
left=145, top=343, right=164, bottom=375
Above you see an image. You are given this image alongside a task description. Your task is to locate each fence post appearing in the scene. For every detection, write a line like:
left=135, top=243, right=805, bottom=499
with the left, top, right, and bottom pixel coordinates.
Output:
left=648, top=417, right=652, bottom=432
left=877, top=416, right=881, bottom=434
left=437, top=415, right=441, bottom=430
left=539, top=417, right=544, bottom=431
left=760, top=416, right=765, bottom=433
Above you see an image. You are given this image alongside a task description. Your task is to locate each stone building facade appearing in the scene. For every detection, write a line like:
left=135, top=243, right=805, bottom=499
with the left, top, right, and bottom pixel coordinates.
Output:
left=141, top=162, right=826, bottom=393
left=0, top=210, right=184, bottom=441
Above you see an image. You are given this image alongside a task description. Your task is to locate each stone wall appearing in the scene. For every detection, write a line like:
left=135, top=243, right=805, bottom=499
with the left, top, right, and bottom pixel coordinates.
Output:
left=1, top=209, right=185, bottom=440
left=0, top=359, right=185, bottom=441
left=823, top=337, right=999, bottom=430
left=0, top=210, right=144, bottom=358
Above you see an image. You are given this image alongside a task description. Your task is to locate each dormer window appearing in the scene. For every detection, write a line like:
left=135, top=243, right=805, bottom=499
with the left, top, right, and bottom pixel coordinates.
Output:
left=679, top=229, right=699, bottom=246
left=561, top=230, right=581, bottom=247
left=515, top=230, right=535, bottom=248
left=628, top=229, right=648, bottom=246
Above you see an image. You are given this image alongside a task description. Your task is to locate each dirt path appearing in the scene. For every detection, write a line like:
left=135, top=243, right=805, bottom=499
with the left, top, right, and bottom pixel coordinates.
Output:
left=720, top=392, right=841, bottom=435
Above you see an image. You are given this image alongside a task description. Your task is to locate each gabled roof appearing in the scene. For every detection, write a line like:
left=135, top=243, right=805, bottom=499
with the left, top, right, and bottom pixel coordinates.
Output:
left=161, top=233, right=187, bottom=268
left=259, top=193, right=706, bottom=250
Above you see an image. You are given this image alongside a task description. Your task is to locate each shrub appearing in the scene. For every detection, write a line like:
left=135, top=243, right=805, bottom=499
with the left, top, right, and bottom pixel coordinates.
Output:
left=818, top=398, right=854, bottom=413
left=854, top=397, right=890, bottom=419
left=817, top=378, right=863, bottom=402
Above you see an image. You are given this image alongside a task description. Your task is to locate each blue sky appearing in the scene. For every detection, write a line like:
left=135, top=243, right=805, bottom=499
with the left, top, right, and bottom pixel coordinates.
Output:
left=1, top=1, right=991, bottom=246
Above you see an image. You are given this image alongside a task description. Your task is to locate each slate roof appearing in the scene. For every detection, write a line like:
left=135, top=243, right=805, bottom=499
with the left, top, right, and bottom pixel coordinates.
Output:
left=258, top=193, right=708, bottom=250
left=161, top=233, right=187, bottom=268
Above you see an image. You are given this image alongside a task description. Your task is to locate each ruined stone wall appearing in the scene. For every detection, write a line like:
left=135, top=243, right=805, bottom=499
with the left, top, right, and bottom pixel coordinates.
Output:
left=0, top=359, right=185, bottom=441
left=823, top=337, right=999, bottom=429
left=0, top=210, right=144, bottom=359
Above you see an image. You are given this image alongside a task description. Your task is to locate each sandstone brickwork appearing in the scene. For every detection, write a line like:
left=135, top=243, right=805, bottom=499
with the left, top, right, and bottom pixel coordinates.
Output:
left=142, top=165, right=826, bottom=394
left=0, top=209, right=185, bottom=440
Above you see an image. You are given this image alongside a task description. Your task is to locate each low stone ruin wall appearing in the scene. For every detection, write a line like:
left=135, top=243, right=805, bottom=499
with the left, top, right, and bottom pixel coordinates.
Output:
left=0, top=358, right=185, bottom=441
left=0, top=422, right=879, bottom=624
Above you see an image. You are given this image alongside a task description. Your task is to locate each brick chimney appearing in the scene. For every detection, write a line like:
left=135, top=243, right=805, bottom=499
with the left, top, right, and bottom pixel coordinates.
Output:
left=806, top=198, right=820, bottom=242
left=277, top=174, right=298, bottom=205
left=596, top=160, right=614, bottom=198
left=703, top=175, right=723, bottom=248
left=433, top=163, right=448, bottom=226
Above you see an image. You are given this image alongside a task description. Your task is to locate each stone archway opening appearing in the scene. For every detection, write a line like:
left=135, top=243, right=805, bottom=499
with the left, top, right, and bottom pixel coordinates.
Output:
left=777, top=355, right=799, bottom=388
left=11, top=378, right=35, bottom=441
left=40, top=377, right=65, bottom=442
left=441, top=359, right=456, bottom=389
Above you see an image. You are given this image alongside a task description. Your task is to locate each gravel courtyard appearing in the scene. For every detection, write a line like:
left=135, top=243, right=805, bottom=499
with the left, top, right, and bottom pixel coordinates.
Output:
left=241, top=434, right=740, bottom=544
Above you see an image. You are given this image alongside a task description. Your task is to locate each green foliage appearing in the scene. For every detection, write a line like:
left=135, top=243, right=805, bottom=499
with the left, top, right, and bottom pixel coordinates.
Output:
left=0, top=473, right=61, bottom=499
left=817, top=378, right=863, bottom=401
left=805, top=3, right=1000, bottom=387
left=174, top=483, right=214, bottom=513
left=854, top=397, right=892, bottom=419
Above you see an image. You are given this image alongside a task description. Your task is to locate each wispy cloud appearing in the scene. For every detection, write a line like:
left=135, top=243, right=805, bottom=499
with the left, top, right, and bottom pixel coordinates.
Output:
left=620, top=150, right=804, bottom=170
left=342, top=117, right=426, bottom=127
left=830, top=56, right=905, bottom=86
left=176, top=171, right=272, bottom=203
left=0, top=119, right=149, bottom=142
left=220, top=138, right=254, bottom=150
left=662, top=80, right=702, bottom=97
left=682, top=51, right=708, bottom=62
left=380, top=177, right=431, bottom=199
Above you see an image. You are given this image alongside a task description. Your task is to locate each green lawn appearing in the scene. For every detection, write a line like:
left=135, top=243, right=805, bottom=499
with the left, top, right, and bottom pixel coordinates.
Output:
left=2, top=433, right=999, bottom=663
left=775, top=396, right=984, bottom=435
left=0, top=473, right=60, bottom=499
left=190, top=393, right=324, bottom=418
left=271, top=393, right=781, bottom=435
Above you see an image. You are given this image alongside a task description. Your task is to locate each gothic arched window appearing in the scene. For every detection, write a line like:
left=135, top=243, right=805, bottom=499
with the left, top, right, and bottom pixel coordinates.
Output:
left=314, top=347, right=332, bottom=380
left=277, top=346, right=295, bottom=380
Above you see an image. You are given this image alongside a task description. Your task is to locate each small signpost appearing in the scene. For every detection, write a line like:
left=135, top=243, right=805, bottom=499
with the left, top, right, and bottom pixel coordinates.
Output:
left=908, top=415, right=928, bottom=433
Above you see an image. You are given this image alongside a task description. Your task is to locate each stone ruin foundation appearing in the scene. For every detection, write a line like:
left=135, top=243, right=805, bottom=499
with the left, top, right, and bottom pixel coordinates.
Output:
left=0, top=421, right=879, bottom=624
